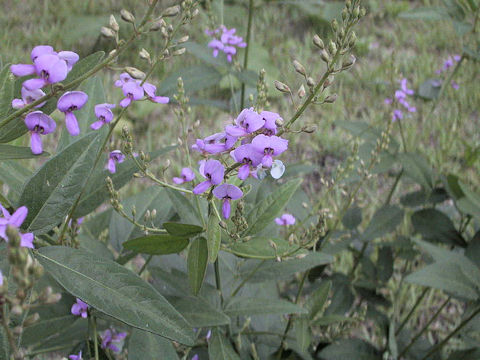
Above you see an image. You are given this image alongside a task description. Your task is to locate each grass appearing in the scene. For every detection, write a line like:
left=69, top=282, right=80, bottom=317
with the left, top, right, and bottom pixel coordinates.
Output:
left=1, top=0, right=479, bottom=357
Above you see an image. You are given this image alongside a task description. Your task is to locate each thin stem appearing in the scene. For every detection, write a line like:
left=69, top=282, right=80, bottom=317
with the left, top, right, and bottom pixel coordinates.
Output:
left=214, top=258, right=223, bottom=305
left=349, top=241, right=367, bottom=279
left=397, top=119, right=407, bottom=153
left=399, top=296, right=450, bottom=358
left=420, top=305, right=480, bottom=360
left=1, top=306, right=19, bottom=358
left=396, top=288, right=429, bottom=335
left=228, top=73, right=239, bottom=113
left=384, top=170, right=403, bottom=206
left=92, top=316, right=99, bottom=360
left=240, top=0, right=254, bottom=110
left=139, top=255, right=153, bottom=275
left=230, top=260, right=266, bottom=298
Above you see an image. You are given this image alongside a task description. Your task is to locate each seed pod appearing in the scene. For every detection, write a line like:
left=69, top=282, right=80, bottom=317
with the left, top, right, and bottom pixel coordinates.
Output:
left=313, top=34, right=324, bottom=49
left=150, top=21, right=162, bottom=31
left=125, top=67, right=146, bottom=80
left=274, top=80, right=291, bottom=93
left=293, top=60, right=306, bottom=76
left=178, top=35, right=189, bottom=44
left=303, top=125, right=317, bottom=133
left=342, top=54, right=356, bottom=69
left=139, top=48, right=150, bottom=60
left=163, top=5, right=181, bottom=17
left=324, top=94, right=338, bottom=103
left=173, top=48, right=186, bottom=56
left=120, top=9, right=135, bottom=23
left=101, top=27, right=116, bottom=38
left=109, top=15, right=119, bottom=32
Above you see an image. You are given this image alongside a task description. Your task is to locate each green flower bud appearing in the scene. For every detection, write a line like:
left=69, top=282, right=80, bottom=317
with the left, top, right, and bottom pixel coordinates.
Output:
left=293, top=60, right=306, bottom=76
left=125, top=67, right=146, bottom=80
left=120, top=9, right=135, bottom=23
left=101, top=27, right=116, bottom=38
left=109, top=15, right=119, bottom=32
left=163, top=5, right=181, bottom=17
left=313, top=34, right=324, bottom=49
left=274, top=80, right=291, bottom=93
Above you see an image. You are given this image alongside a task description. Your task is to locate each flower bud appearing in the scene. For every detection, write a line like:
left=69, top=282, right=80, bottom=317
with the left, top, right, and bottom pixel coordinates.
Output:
left=306, top=77, right=315, bottom=87
left=11, top=305, right=23, bottom=315
left=313, top=34, right=324, bottom=49
left=125, top=67, right=146, bottom=80
left=46, top=293, right=62, bottom=304
left=293, top=60, right=306, bottom=76
left=101, top=27, right=116, bottom=38
left=178, top=35, right=189, bottom=44
left=150, top=21, right=162, bottom=31
left=120, top=9, right=135, bottom=23
left=348, top=32, right=357, bottom=47
left=173, top=48, right=186, bottom=56
left=139, top=48, right=151, bottom=61
left=342, top=8, right=348, bottom=21
left=275, top=118, right=284, bottom=127
left=109, top=15, right=119, bottom=32
left=24, top=313, right=40, bottom=327
left=353, top=6, right=360, bottom=18
left=328, top=41, right=337, bottom=55
left=331, top=19, right=338, bottom=32
left=297, top=84, right=306, bottom=98
left=324, top=94, right=338, bottom=103
left=151, top=209, right=157, bottom=219
left=303, top=125, right=317, bottom=133
left=320, top=49, right=330, bottom=63
left=191, top=8, right=200, bottom=18
left=342, top=55, right=356, bottom=69
left=274, top=80, right=291, bottom=93
left=163, top=5, right=181, bottom=17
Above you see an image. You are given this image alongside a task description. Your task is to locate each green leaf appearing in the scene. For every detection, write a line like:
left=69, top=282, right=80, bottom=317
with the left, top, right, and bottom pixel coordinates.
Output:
left=0, top=65, right=14, bottom=120
left=399, top=153, right=435, bottom=189
left=158, top=65, right=223, bottom=95
left=64, top=52, right=105, bottom=84
left=312, top=314, right=356, bottom=326
left=76, top=146, right=176, bottom=218
left=230, top=237, right=300, bottom=259
left=398, top=7, right=450, bottom=20
left=411, top=209, right=466, bottom=247
left=457, top=181, right=480, bottom=220
left=240, top=253, right=333, bottom=282
left=361, top=205, right=404, bottom=241
left=187, top=237, right=208, bottom=296
left=295, top=316, right=311, bottom=353
left=128, top=329, right=178, bottom=360
left=466, top=231, right=480, bottom=268
left=342, top=205, right=362, bottom=229
left=417, top=78, right=442, bottom=100
left=319, top=339, right=382, bottom=360
left=307, top=280, right=332, bottom=320
left=123, top=234, right=189, bottom=255
left=168, top=296, right=230, bottom=327
left=244, top=178, right=302, bottom=236
left=57, top=76, right=106, bottom=150
left=207, top=213, right=221, bottom=263
left=225, top=297, right=307, bottom=316
left=0, top=144, right=48, bottom=160
left=208, top=329, right=240, bottom=360
left=0, top=120, right=28, bottom=144
left=0, top=161, right=32, bottom=205
left=35, top=246, right=194, bottom=345
left=163, top=222, right=204, bottom=237
left=109, top=188, right=173, bottom=250
left=166, top=188, right=202, bottom=226
left=184, top=42, right=229, bottom=67
left=19, top=132, right=103, bottom=234
left=377, top=246, right=394, bottom=283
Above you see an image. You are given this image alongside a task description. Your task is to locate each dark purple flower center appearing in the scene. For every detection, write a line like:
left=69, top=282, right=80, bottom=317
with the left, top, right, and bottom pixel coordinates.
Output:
left=264, top=147, right=274, bottom=155
left=242, top=157, right=252, bottom=165
left=68, top=105, right=78, bottom=112
left=25, top=96, right=34, bottom=103
left=33, top=125, right=45, bottom=134
left=40, top=70, right=49, bottom=80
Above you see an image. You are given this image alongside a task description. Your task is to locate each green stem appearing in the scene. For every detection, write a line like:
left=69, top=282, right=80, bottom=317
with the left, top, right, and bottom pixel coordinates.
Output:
left=92, top=316, right=99, bottom=360
left=384, top=169, right=403, bottom=206
left=420, top=305, right=480, bottom=360
left=230, top=260, right=266, bottom=298
left=399, top=296, right=450, bottom=358
left=214, top=258, right=223, bottom=305
left=349, top=241, right=367, bottom=279
left=240, top=0, right=254, bottom=110
left=139, top=255, right=153, bottom=275
left=0, top=193, right=11, bottom=209
left=396, top=288, right=429, bottom=335
left=397, top=119, right=408, bottom=153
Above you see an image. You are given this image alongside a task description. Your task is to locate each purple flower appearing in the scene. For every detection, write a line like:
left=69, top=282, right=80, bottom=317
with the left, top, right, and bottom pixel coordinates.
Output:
left=120, top=81, right=144, bottom=108
left=91, top=103, right=116, bottom=130
left=260, top=111, right=281, bottom=135
left=206, top=329, right=212, bottom=340
left=71, top=298, right=88, bottom=318
left=101, top=329, right=127, bottom=353
left=392, top=109, right=403, bottom=122
left=192, top=132, right=237, bottom=154
left=206, top=26, right=246, bottom=62
left=57, top=91, right=89, bottom=136
left=173, top=167, right=195, bottom=184
left=142, top=82, right=169, bottom=104
left=208, top=39, right=224, bottom=58
left=399, top=78, right=414, bottom=96
left=451, top=80, right=459, bottom=90
left=213, top=184, right=243, bottom=219
left=12, top=87, right=46, bottom=109
left=68, top=351, right=82, bottom=360
left=114, top=72, right=135, bottom=87
left=384, top=98, right=393, bottom=105
left=22, top=53, right=69, bottom=90
left=191, top=355, right=199, bottom=360
left=275, top=213, right=295, bottom=226
left=24, top=111, right=56, bottom=155
left=0, top=270, right=3, bottom=287
left=226, top=108, right=264, bottom=137
left=0, top=204, right=34, bottom=248
left=58, top=51, right=79, bottom=71
left=251, top=134, right=288, bottom=168
left=193, top=159, right=225, bottom=194
left=231, top=144, right=263, bottom=180
left=106, top=150, right=125, bottom=174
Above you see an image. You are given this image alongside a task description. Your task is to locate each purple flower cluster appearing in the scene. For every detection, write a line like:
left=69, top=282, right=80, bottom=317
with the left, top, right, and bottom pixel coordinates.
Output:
left=384, top=78, right=416, bottom=122
left=206, top=26, right=246, bottom=62
left=114, top=72, right=169, bottom=108
left=101, top=328, right=127, bottom=353
left=71, top=298, right=89, bottom=318
left=171, top=108, right=288, bottom=219
left=436, top=54, right=461, bottom=90
left=0, top=204, right=34, bottom=248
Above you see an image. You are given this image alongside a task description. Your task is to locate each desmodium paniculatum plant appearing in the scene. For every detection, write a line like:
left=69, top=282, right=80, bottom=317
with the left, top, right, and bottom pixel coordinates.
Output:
left=0, top=0, right=479, bottom=359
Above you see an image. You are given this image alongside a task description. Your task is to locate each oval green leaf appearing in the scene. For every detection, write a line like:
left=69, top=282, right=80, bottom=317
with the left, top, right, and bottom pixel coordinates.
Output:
left=123, top=234, right=189, bottom=255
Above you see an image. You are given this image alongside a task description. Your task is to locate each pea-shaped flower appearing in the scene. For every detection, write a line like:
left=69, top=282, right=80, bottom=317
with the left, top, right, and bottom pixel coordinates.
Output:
left=173, top=167, right=195, bottom=184
left=143, top=82, right=169, bottom=104
left=68, top=351, right=83, bottom=360
left=24, top=111, right=56, bottom=155
left=12, top=87, right=46, bottom=109
left=23, top=53, right=68, bottom=90
left=231, top=144, right=263, bottom=180
left=193, top=159, right=225, bottom=194
left=275, top=213, right=295, bottom=226
left=120, top=81, right=144, bottom=108
left=106, top=150, right=125, bottom=174
left=71, top=298, right=89, bottom=318
left=251, top=134, right=288, bottom=168
left=91, top=103, right=116, bottom=130
left=213, top=184, right=243, bottom=219
left=0, top=204, right=35, bottom=248
left=260, top=110, right=282, bottom=136
left=226, top=108, right=264, bottom=137
left=57, top=91, right=89, bottom=136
